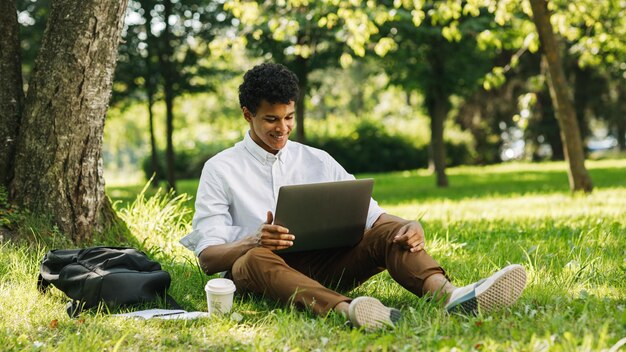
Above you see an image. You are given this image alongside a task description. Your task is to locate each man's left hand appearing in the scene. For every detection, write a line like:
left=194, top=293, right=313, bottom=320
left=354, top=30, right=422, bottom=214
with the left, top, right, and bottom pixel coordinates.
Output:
left=392, top=221, right=425, bottom=253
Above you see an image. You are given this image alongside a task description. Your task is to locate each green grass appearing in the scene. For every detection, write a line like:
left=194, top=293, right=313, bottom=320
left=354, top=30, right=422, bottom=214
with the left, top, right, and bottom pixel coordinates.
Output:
left=2, top=159, right=626, bottom=350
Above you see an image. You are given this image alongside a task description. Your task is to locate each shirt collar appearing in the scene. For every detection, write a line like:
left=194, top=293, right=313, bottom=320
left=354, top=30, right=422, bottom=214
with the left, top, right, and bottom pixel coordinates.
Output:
left=243, top=131, right=287, bottom=165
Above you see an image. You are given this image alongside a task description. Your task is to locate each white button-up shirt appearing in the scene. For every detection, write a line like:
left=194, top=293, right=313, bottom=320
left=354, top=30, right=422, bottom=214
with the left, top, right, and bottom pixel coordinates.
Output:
left=180, top=131, right=385, bottom=256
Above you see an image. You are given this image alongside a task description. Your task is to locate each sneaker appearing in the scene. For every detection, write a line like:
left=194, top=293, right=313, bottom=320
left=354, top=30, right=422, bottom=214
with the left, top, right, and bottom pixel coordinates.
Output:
left=348, top=296, right=401, bottom=331
left=445, top=264, right=527, bottom=315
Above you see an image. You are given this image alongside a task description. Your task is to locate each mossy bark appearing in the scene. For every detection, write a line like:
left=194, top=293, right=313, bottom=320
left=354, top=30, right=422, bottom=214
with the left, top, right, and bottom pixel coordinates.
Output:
left=9, top=0, right=129, bottom=242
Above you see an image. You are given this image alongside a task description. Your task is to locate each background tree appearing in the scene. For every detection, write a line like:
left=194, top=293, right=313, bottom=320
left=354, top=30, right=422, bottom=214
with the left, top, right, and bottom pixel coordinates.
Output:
left=114, top=0, right=228, bottom=191
left=377, top=2, right=496, bottom=186
left=3, top=0, right=129, bottom=242
left=479, top=0, right=625, bottom=189
left=455, top=72, right=528, bottom=164
left=563, top=0, right=626, bottom=151
left=528, top=0, right=593, bottom=192
left=0, top=0, right=24, bottom=187
left=609, top=78, right=626, bottom=151
left=112, top=0, right=162, bottom=187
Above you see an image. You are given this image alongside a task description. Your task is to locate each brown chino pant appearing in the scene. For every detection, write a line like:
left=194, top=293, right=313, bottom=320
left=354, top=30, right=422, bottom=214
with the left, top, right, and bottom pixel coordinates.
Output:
left=230, top=218, right=446, bottom=316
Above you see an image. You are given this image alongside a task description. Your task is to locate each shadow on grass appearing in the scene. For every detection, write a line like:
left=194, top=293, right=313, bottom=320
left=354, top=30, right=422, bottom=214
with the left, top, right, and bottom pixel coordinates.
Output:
left=369, top=165, right=626, bottom=205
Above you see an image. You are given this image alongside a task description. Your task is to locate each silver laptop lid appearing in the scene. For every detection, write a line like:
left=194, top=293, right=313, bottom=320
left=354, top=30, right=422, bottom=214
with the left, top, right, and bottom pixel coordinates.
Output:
left=274, top=179, right=374, bottom=253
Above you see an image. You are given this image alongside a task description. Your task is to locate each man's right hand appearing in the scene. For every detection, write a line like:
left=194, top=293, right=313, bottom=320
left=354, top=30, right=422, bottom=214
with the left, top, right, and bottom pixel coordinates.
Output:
left=254, top=211, right=294, bottom=251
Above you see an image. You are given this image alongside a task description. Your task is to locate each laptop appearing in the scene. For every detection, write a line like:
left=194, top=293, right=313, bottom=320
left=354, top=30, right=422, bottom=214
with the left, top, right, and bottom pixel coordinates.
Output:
left=273, top=178, right=374, bottom=253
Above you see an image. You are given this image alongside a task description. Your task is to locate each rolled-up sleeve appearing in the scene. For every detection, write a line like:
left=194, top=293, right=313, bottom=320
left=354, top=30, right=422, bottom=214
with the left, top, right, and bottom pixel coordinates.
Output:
left=179, top=163, right=245, bottom=256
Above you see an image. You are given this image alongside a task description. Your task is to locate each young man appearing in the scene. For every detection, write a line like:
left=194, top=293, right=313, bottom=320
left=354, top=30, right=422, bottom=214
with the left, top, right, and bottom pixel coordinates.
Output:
left=181, top=63, right=526, bottom=330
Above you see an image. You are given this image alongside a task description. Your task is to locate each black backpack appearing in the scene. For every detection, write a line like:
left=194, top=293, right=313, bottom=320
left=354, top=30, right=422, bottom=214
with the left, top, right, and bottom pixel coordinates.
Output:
left=38, top=246, right=180, bottom=317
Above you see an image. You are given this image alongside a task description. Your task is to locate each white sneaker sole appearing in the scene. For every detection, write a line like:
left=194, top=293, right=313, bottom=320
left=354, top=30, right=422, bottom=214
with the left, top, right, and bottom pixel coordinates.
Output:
left=348, top=297, right=401, bottom=331
left=447, top=264, right=527, bottom=314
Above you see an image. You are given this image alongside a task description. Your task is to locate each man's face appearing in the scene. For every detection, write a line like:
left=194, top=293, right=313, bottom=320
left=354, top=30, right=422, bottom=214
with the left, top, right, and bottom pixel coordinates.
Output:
left=244, top=100, right=295, bottom=154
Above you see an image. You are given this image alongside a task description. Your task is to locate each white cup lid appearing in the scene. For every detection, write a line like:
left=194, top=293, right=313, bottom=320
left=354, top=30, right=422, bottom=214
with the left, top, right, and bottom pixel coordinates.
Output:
left=205, top=278, right=236, bottom=294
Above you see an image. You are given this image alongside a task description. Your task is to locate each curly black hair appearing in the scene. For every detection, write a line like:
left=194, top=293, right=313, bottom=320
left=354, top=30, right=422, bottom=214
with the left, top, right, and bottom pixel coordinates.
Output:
left=238, top=63, right=300, bottom=115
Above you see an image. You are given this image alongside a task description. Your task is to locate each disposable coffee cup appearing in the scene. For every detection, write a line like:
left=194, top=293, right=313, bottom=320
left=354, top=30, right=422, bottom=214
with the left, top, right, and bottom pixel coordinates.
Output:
left=205, top=278, right=236, bottom=316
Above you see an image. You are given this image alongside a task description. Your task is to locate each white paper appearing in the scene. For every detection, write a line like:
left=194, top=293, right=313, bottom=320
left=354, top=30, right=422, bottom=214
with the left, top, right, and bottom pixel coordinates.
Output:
left=113, top=309, right=210, bottom=320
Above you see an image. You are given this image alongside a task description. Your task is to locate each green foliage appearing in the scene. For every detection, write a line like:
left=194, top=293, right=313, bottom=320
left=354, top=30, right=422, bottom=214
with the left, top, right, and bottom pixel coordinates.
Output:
left=137, top=118, right=477, bottom=179
left=141, top=139, right=241, bottom=181
left=0, top=187, right=75, bottom=249
left=115, top=182, right=193, bottom=258
left=113, top=0, right=232, bottom=105
left=105, top=87, right=248, bottom=183
left=141, top=148, right=205, bottom=182
left=445, top=138, right=476, bottom=166
left=224, top=0, right=389, bottom=62
left=15, top=0, right=51, bottom=83
left=0, top=186, right=27, bottom=231
left=308, top=120, right=429, bottom=173
left=377, top=1, right=498, bottom=97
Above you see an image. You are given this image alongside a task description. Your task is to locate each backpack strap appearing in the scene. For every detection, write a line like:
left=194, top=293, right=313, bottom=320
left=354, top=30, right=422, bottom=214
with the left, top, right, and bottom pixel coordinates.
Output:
left=38, top=248, right=81, bottom=294
left=165, top=294, right=183, bottom=310
left=66, top=300, right=82, bottom=318
left=37, top=273, right=52, bottom=293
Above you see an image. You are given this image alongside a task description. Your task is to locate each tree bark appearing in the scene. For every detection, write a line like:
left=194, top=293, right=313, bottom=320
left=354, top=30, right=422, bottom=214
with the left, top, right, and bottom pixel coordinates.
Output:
left=164, top=92, right=176, bottom=191
left=0, top=0, right=24, bottom=187
left=293, top=55, right=308, bottom=143
left=617, top=121, right=626, bottom=151
left=615, top=82, right=626, bottom=151
left=529, top=0, right=593, bottom=192
left=426, top=93, right=450, bottom=187
left=147, top=83, right=160, bottom=188
left=425, top=44, right=449, bottom=188
left=9, top=0, right=129, bottom=242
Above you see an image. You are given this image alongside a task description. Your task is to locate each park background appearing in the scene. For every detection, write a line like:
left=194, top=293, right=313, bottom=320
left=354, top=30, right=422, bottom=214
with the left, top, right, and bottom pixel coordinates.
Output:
left=1, top=0, right=626, bottom=350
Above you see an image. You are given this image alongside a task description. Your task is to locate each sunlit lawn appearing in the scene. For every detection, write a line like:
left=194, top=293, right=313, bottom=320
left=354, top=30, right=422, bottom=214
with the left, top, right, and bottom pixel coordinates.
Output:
left=1, top=159, right=625, bottom=350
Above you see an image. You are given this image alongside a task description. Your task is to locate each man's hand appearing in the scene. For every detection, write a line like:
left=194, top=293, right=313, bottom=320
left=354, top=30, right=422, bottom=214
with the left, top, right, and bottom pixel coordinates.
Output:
left=254, top=211, right=295, bottom=251
left=392, top=220, right=425, bottom=253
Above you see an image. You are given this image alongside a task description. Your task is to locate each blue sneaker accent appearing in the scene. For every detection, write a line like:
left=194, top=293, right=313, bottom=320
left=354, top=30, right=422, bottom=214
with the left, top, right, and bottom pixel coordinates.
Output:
left=445, top=265, right=526, bottom=315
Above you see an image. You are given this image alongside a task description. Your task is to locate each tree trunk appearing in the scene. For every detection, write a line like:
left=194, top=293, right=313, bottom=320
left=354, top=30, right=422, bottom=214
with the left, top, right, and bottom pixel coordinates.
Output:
left=425, top=44, right=449, bottom=188
left=573, top=65, right=591, bottom=142
left=143, top=0, right=160, bottom=188
left=0, top=0, right=24, bottom=187
left=536, top=86, right=564, bottom=160
left=159, top=0, right=177, bottom=191
left=529, top=0, right=593, bottom=193
left=426, top=93, right=450, bottom=187
left=617, top=121, right=626, bottom=152
left=147, top=86, right=160, bottom=188
left=9, top=0, right=129, bottom=242
left=293, top=55, right=308, bottom=142
left=615, top=82, right=626, bottom=151
left=164, top=92, right=176, bottom=191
